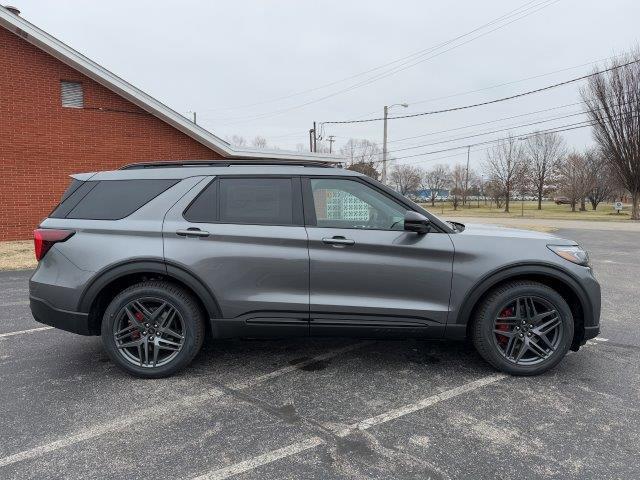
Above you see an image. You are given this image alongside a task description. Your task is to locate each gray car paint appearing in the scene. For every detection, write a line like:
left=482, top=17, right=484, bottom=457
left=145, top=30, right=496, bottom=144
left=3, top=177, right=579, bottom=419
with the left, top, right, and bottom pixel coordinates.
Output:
left=29, top=164, right=601, bottom=346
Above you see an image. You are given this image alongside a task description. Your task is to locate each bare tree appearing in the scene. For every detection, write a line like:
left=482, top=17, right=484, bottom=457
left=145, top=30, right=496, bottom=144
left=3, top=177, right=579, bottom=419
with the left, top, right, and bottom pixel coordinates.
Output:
left=450, top=164, right=467, bottom=211
left=584, top=148, right=616, bottom=210
left=340, top=138, right=382, bottom=180
left=484, top=178, right=504, bottom=209
left=582, top=49, right=640, bottom=219
left=252, top=136, right=268, bottom=149
left=556, top=152, right=592, bottom=212
left=421, top=164, right=451, bottom=206
left=524, top=131, right=566, bottom=209
left=389, top=164, right=421, bottom=195
left=483, top=135, right=525, bottom=213
left=229, top=135, right=247, bottom=147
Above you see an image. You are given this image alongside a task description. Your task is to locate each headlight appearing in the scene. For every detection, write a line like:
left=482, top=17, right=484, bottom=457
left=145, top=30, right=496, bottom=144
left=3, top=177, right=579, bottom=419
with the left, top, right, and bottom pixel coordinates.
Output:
left=547, top=245, right=590, bottom=266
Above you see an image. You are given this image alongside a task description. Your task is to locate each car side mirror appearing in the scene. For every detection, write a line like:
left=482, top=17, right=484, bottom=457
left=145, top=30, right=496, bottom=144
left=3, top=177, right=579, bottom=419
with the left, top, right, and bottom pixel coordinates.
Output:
left=404, top=211, right=430, bottom=234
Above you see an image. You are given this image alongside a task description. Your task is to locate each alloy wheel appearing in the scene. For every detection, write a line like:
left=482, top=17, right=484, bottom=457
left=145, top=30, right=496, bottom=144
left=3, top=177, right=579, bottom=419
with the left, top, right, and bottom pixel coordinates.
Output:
left=492, top=296, right=564, bottom=365
left=112, top=297, right=185, bottom=368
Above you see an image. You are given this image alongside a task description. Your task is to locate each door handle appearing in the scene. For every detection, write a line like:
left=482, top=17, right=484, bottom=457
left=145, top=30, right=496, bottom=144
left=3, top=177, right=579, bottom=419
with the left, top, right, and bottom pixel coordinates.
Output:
left=176, top=228, right=210, bottom=238
left=322, top=236, right=355, bottom=246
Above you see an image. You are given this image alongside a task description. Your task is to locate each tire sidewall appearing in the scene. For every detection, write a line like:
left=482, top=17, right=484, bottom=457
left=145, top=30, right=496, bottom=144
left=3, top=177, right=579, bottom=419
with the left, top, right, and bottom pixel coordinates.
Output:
left=101, top=284, right=202, bottom=378
left=476, top=283, right=574, bottom=375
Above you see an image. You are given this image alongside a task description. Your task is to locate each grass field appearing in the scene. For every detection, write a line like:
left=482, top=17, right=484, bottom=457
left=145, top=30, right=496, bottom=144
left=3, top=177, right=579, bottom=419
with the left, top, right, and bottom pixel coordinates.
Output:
left=420, top=200, right=633, bottom=222
left=0, top=241, right=37, bottom=270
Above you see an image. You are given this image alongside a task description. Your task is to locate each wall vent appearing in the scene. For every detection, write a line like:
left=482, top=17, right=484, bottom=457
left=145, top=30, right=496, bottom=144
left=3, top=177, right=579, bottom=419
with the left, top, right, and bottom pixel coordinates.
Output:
left=60, top=81, right=84, bottom=108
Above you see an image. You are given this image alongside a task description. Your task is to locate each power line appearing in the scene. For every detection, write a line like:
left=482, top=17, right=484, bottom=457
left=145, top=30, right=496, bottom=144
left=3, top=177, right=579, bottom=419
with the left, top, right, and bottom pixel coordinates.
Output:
left=393, top=114, right=633, bottom=164
left=196, top=0, right=546, bottom=115
left=201, top=0, right=559, bottom=125
left=342, top=96, right=622, bottom=155
left=331, top=54, right=612, bottom=124
left=385, top=110, right=589, bottom=154
left=320, top=58, right=640, bottom=125
left=385, top=101, right=585, bottom=144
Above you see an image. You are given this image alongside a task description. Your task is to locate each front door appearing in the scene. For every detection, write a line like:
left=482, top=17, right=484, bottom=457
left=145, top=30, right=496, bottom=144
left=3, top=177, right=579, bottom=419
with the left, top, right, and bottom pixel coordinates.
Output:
left=303, top=176, right=454, bottom=337
left=163, top=175, right=309, bottom=337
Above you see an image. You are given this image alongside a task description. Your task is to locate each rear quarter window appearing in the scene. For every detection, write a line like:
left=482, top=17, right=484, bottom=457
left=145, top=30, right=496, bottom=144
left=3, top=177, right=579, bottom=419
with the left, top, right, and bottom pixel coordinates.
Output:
left=50, top=179, right=178, bottom=220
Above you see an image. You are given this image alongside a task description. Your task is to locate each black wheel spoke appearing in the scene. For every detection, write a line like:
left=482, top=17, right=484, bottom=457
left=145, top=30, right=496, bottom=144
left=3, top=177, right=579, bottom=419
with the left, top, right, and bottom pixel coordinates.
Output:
left=113, top=297, right=185, bottom=368
left=118, top=339, right=142, bottom=350
left=514, top=339, right=528, bottom=363
left=536, top=332, right=555, bottom=350
left=115, top=324, right=137, bottom=341
left=528, top=337, right=549, bottom=359
left=504, top=336, right=518, bottom=358
left=492, top=295, right=563, bottom=366
left=535, top=316, right=561, bottom=335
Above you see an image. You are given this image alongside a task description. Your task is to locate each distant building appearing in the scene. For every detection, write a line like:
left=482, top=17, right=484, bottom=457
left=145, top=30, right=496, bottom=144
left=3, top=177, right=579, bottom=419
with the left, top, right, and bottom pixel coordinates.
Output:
left=414, top=189, right=450, bottom=201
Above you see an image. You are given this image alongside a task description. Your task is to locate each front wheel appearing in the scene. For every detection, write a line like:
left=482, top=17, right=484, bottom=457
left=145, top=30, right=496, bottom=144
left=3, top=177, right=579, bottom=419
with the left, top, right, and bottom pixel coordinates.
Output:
left=101, top=281, right=205, bottom=378
left=471, top=281, right=574, bottom=376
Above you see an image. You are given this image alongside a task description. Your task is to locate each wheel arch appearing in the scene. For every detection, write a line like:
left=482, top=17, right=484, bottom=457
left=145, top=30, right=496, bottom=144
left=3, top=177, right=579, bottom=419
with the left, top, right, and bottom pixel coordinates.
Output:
left=78, top=258, right=222, bottom=335
left=454, top=263, right=591, bottom=350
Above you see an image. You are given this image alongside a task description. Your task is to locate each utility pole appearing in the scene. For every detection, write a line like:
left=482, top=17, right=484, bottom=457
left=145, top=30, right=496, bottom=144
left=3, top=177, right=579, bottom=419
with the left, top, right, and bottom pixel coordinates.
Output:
left=328, top=135, right=335, bottom=154
left=192, top=111, right=197, bottom=125
left=464, top=145, right=470, bottom=207
left=381, top=105, right=389, bottom=184
left=381, top=103, right=408, bottom=183
left=309, top=129, right=314, bottom=152
left=313, top=121, right=317, bottom=152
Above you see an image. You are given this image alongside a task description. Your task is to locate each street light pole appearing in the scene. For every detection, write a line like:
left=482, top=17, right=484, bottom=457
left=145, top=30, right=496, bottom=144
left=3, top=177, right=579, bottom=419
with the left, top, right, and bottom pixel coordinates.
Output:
left=381, top=103, right=408, bottom=184
left=382, top=106, right=389, bottom=184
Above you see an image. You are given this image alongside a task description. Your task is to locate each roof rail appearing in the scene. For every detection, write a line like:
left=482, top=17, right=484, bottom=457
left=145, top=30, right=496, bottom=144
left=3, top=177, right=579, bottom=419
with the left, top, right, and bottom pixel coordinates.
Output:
left=120, top=159, right=341, bottom=170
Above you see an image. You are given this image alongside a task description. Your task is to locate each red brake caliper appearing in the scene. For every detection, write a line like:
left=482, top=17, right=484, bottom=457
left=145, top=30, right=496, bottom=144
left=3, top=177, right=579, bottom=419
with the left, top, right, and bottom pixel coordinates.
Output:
left=496, top=307, right=513, bottom=346
left=130, top=311, right=144, bottom=339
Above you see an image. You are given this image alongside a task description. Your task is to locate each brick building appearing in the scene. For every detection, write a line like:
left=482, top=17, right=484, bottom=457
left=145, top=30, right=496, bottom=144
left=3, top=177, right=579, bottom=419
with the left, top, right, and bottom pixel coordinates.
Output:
left=0, top=6, right=335, bottom=241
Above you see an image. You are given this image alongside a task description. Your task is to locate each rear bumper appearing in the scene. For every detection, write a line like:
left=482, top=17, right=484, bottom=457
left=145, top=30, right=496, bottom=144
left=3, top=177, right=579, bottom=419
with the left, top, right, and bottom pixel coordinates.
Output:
left=29, top=295, right=91, bottom=336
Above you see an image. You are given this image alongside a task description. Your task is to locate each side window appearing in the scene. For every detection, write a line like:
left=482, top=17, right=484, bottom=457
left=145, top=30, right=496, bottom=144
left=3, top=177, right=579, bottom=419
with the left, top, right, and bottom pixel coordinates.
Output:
left=219, top=178, right=296, bottom=225
left=309, top=178, right=407, bottom=230
left=183, top=179, right=218, bottom=223
left=51, top=179, right=178, bottom=220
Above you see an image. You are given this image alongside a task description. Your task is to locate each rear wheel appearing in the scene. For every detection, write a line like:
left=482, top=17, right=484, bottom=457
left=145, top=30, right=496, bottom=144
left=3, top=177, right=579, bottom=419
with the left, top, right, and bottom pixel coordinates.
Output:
left=472, top=281, right=574, bottom=376
left=101, top=281, right=205, bottom=378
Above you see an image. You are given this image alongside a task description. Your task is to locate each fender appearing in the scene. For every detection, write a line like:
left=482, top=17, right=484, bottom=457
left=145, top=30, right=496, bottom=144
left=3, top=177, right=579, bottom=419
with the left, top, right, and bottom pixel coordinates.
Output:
left=77, top=257, right=222, bottom=319
left=450, top=261, right=593, bottom=330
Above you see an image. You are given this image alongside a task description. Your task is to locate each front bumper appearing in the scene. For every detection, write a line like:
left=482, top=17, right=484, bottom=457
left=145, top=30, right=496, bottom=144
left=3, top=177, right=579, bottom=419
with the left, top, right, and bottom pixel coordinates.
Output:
left=30, top=295, right=91, bottom=336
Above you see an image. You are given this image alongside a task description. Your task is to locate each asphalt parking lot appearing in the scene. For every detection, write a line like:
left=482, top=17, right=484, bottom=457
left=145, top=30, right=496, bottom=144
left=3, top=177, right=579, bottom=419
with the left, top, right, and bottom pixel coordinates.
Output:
left=0, top=227, right=638, bottom=480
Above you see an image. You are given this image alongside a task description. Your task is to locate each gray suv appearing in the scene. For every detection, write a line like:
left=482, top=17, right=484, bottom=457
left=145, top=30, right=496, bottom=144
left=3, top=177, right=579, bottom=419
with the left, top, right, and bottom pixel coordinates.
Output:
left=29, top=160, right=600, bottom=378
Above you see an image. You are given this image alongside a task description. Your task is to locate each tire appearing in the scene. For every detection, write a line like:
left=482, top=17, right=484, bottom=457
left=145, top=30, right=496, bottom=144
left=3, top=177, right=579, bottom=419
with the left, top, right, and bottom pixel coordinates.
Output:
left=101, top=281, right=205, bottom=378
left=471, top=281, right=574, bottom=376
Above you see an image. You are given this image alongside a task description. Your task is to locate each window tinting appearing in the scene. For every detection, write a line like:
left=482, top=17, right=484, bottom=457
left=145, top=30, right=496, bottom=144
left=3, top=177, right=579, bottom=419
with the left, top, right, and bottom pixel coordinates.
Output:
left=184, top=180, right=218, bottom=223
left=219, top=178, right=294, bottom=225
left=51, top=179, right=177, bottom=220
left=310, top=178, right=406, bottom=230
left=60, top=81, right=84, bottom=108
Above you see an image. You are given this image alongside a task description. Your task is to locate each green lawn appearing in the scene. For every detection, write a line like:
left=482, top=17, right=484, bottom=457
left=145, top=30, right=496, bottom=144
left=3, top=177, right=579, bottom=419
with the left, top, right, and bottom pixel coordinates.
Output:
left=419, top=200, right=633, bottom=222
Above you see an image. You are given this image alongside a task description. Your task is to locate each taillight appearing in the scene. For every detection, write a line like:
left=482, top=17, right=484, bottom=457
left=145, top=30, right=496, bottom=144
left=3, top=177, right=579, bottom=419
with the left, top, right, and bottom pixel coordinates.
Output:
left=33, top=229, right=75, bottom=261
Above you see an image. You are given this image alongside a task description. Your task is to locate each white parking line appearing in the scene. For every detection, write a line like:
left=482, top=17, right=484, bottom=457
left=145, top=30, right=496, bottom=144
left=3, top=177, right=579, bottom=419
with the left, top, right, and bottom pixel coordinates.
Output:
left=192, top=374, right=506, bottom=480
left=0, top=326, right=53, bottom=338
left=0, top=341, right=371, bottom=469
left=0, top=301, right=30, bottom=307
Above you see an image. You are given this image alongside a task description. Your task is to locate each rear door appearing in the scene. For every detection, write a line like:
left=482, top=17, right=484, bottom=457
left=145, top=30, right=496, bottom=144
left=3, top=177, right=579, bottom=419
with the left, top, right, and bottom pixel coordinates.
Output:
left=303, top=176, right=454, bottom=337
left=163, top=175, right=310, bottom=337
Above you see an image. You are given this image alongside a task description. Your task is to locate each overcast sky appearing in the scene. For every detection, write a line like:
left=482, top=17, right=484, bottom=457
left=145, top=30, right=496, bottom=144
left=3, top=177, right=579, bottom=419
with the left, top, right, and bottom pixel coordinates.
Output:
left=13, top=0, right=640, bottom=169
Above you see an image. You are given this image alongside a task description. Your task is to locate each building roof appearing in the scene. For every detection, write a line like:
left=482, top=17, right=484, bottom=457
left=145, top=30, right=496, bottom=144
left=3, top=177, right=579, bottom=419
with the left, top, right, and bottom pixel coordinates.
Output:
left=0, top=5, right=341, bottom=163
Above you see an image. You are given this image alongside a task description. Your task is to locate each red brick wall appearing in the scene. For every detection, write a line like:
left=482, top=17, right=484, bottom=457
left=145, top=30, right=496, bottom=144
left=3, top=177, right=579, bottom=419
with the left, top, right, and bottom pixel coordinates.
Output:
left=0, top=25, right=222, bottom=241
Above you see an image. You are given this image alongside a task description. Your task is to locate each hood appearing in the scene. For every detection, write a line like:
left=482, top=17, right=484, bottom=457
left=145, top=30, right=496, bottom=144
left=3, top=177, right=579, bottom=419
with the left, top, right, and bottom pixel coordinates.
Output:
left=450, top=221, right=575, bottom=243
